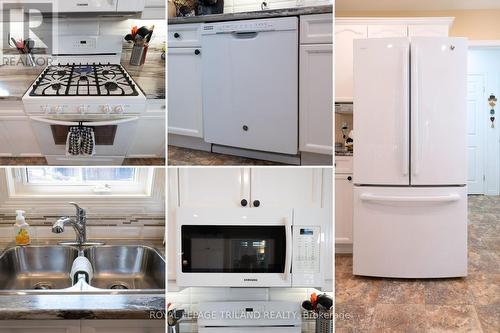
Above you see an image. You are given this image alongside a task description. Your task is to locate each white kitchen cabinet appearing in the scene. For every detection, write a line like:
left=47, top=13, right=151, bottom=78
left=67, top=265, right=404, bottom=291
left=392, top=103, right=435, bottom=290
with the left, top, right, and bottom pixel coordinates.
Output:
left=367, top=24, right=407, bottom=38
left=300, top=14, right=333, bottom=44
left=335, top=24, right=367, bottom=102
left=0, top=116, right=41, bottom=156
left=0, top=320, right=80, bottom=333
left=177, top=168, right=324, bottom=209
left=335, top=173, right=353, bottom=245
left=127, top=100, right=165, bottom=157
left=250, top=168, right=323, bottom=208
left=141, top=0, right=165, bottom=19
left=167, top=47, right=203, bottom=138
left=299, top=44, right=333, bottom=155
left=178, top=168, right=250, bottom=208
left=408, top=24, right=449, bottom=37
left=81, top=320, right=164, bottom=333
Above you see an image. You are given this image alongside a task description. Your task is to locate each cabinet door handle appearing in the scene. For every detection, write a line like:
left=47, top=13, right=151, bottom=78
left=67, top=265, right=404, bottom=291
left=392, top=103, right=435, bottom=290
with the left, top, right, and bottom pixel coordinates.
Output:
left=347, top=176, right=352, bottom=181
left=194, top=49, right=200, bottom=55
left=253, top=200, right=260, bottom=207
left=173, top=32, right=180, bottom=38
left=240, top=199, right=248, bottom=207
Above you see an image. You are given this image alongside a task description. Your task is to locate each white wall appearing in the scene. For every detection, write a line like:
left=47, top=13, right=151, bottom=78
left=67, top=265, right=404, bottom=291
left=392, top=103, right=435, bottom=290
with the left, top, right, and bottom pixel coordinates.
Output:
left=468, top=48, right=500, bottom=195
left=224, top=0, right=332, bottom=14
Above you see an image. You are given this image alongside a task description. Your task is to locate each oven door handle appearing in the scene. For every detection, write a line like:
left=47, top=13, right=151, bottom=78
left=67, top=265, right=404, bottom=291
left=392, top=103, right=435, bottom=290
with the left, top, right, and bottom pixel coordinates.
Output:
left=30, top=116, right=140, bottom=126
left=283, top=216, right=292, bottom=283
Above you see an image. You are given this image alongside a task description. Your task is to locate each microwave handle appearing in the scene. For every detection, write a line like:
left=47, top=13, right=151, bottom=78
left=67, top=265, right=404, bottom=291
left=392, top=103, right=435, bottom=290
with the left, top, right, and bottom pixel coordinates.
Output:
left=283, top=217, right=292, bottom=282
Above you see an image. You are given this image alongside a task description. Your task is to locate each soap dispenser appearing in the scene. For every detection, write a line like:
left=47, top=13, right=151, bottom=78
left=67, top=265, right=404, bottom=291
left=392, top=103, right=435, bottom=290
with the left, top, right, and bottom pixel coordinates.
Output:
left=14, top=210, right=31, bottom=246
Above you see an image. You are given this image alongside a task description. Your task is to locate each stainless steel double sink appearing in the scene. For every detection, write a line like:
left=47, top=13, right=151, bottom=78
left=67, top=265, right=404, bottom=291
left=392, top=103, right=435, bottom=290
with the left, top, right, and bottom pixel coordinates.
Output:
left=0, top=245, right=165, bottom=294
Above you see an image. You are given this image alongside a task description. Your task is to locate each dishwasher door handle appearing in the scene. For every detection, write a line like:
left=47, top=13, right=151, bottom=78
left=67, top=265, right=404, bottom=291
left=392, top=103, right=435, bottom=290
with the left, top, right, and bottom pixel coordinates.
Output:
left=231, top=31, right=259, bottom=38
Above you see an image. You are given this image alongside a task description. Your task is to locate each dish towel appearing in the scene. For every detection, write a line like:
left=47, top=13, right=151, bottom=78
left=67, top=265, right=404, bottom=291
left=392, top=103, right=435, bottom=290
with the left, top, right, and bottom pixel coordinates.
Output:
left=66, top=126, right=96, bottom=156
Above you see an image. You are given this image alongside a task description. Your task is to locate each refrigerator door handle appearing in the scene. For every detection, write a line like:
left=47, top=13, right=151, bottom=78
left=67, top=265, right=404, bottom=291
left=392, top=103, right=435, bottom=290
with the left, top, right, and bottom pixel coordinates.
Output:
left=411, top=45, right=420, bottom=176
left=401, top=45, right=410, bottom=176
left=360, top=193, right=460, bottom=203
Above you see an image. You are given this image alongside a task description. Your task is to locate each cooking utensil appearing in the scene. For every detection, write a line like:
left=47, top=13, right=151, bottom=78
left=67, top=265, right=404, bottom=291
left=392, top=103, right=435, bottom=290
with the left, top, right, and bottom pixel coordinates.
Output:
left=124, top=34, right=134, bottom=43
left=136, top=26, right=150, bottom=38
left=145, top=25, right=155, bottom=43
left=301, top=300, right=314, bottom=311
left=317, top=294, right=333, bottom=310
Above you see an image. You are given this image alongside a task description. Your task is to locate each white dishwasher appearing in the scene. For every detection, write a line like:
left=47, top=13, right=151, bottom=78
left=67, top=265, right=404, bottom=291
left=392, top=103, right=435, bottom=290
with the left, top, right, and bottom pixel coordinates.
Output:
left=201, top=17, right=298, bottom=155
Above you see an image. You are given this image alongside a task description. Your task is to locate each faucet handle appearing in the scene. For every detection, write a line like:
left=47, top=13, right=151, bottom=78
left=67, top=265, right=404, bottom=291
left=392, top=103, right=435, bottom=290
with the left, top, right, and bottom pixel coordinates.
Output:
left=69, top=202, right=85, bottom=216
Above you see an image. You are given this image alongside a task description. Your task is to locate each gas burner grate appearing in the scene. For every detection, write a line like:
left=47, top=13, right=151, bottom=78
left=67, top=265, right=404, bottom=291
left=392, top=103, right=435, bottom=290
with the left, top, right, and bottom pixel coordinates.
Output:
left=29, top=63, right=139, bottom=97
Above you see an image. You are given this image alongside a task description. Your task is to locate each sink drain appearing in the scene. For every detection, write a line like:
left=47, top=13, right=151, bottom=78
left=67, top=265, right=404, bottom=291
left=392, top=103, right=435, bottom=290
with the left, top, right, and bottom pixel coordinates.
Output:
left=33, top=282, right=53, bottom=290
left=108, top=282, right=129, bottom=290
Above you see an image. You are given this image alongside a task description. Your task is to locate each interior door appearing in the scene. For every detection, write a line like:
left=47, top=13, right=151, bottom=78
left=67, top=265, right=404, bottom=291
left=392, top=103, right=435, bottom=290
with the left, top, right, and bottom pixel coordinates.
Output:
left=353, top=38, right=410, bottom=185
left=466, top=74, right=486, bottom=194
left=202, top=19, right=298, bottom=154
left=411, top=37, right=468, bottom=185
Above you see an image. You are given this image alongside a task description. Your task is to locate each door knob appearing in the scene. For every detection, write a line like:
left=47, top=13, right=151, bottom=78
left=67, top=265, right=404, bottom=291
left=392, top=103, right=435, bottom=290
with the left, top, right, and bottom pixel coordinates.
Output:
left=194, top=49, right=200, bottom=55
left=253, top=200, right=260, bottom=207
left=347, top=176, right=352, bottom=181
left=240, top=199, right=248, bottom=207
left=173, top=33, right=180, bottom=38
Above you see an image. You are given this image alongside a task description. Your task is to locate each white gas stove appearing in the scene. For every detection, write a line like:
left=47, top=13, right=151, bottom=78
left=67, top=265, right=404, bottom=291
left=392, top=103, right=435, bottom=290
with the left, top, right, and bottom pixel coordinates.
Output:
left=22, top=35, right=146, bottom=165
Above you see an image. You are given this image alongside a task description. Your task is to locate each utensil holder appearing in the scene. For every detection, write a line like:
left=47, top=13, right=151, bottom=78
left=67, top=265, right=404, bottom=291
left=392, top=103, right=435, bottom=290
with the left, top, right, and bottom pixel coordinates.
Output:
left=315, top=311, right=333, bottom=333
left=130, top=44, right=146, bottom=66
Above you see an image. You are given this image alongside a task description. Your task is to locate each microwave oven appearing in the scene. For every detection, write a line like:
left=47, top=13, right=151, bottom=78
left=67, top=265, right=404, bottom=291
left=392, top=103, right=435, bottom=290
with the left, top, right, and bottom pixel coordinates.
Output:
left=176, top=208, right=328, bottom=289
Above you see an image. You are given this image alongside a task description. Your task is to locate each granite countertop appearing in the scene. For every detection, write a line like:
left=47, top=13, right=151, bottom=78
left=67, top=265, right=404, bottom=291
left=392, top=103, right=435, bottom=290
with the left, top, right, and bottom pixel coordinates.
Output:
left=0, top=239, right=165, bottom=320
left=0, top=48, right=165, bottom=102
left=168, top=5, right=332, bottom=24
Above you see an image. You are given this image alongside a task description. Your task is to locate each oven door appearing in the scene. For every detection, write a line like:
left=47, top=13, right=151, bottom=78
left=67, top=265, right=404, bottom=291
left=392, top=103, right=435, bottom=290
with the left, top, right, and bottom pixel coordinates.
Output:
left=29, top=116, right=139, bottom=157
left=176, top=208, right=293, bottom=287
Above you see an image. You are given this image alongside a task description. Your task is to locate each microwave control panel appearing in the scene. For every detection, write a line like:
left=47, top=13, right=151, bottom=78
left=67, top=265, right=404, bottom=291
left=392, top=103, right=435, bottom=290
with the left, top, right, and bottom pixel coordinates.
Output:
left=293, top=226, right=321, bottom=273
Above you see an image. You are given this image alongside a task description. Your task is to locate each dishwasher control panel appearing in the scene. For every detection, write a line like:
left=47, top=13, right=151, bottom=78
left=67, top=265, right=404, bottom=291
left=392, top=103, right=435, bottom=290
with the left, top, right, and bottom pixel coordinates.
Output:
left=201, top=17, right=297, bottom=34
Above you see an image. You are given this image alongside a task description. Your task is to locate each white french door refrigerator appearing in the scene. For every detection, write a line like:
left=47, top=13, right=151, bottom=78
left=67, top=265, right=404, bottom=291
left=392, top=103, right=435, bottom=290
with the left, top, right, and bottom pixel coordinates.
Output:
left=353, top=37, right=468, bottom=278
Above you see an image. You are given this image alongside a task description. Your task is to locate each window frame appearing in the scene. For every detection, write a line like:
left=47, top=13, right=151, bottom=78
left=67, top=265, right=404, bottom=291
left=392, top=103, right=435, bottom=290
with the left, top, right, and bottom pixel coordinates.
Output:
left=6, top=167, right=154, bottom=198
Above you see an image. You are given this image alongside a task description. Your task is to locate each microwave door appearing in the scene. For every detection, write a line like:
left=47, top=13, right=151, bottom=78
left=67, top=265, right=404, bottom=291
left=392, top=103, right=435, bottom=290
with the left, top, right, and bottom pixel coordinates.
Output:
left=179, top=225, right=291, bottom=287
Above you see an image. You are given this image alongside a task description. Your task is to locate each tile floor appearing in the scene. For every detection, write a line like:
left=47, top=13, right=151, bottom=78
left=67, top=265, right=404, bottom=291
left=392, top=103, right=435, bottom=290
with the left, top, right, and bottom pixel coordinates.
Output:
left=335, top=195, right=499, bottom=333
left=168, top=146, right=282, bottom=165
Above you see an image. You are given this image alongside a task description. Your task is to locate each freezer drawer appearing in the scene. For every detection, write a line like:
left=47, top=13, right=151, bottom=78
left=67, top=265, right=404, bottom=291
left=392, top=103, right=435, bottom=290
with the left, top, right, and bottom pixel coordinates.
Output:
left=353, top=186, right=467, bottom=278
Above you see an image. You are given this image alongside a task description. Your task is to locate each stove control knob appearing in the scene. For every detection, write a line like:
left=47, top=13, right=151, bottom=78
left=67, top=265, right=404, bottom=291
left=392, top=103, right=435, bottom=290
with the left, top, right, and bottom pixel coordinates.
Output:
left=78, top=105, right=88, bottom=114
left=41, top=105, right=50, bottom=114
left=54, top=106, right=63, bottom=114
left=113, top=105, right=124, bottom=114
left=101, top=105, right=111, bottom=114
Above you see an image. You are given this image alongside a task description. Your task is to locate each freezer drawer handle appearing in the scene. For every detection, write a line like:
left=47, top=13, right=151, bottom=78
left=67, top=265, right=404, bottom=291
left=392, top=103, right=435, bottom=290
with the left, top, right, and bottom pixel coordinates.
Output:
left=360, top=193, right=460, bottom=203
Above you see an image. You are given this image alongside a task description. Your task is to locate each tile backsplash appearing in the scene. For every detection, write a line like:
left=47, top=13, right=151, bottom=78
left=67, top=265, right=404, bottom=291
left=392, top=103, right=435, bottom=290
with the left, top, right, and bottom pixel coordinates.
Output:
left=0, top=213, right=165, bottom=241
left=224, top=0, right=332, bottom=14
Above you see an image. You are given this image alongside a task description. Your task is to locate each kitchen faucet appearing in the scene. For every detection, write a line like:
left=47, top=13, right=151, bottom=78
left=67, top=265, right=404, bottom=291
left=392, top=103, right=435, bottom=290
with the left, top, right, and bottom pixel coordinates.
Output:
left=52, top=202, right=104, bottom=246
